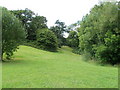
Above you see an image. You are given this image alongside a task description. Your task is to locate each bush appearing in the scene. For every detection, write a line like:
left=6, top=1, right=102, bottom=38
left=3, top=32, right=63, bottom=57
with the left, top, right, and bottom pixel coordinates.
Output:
left=93, top=34, right=120, bottom=65
left=36, top=28, right=58, bottom=51
left=2, top=7, right=25, bottom=60
left=72, top=47, right=81, bottom=55
left=67, top=31, right=79, bottom=48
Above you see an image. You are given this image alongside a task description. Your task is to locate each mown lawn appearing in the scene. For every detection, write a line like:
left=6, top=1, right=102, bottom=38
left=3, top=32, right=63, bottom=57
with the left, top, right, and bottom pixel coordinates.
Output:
left=0, top=61, right=2, bottom=89
left=2, top=45, right=118, bottom=88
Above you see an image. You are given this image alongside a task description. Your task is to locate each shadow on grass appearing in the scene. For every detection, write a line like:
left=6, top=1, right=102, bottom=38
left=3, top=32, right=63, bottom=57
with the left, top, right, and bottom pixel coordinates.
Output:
left=2, top=58, right=26, bottom=64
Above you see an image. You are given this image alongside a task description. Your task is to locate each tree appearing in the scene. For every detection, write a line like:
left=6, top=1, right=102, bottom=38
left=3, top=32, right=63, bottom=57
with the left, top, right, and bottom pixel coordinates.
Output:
left=67, top=31, right=79, bottom=48
left=78, top=2, right=119, bottom=64
left=28, top=15, right=47, bottom=40
left=36, top=28, right=58, bottom=51
left=11, top=9, right=48, bottom=41
left=93, top=2, right=119, bottom=64
left=2, top=7, right=25, bottom=60
left=50, top=20, right=67, bottom=47
left=11, top=8, right=34, bottom=40
left=11, top=8, right=34, bottom=29
left=0, top=8, right=1, bottom=90
left=67, top=21, right=80, bottom=32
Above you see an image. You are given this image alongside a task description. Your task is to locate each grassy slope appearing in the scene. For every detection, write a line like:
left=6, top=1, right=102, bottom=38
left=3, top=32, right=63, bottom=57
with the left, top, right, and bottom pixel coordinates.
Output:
left=0, top=61, right=2, bottom=89
left=2, top=45, right=118, bottom=88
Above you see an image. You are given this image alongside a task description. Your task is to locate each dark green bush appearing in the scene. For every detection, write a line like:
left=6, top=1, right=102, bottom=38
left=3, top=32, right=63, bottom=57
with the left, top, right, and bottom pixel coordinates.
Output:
left=67, top=31, right=79, bottom=48
left=72, top=47, right=81, bottom=55
left=92, top=30, right=120, bottom=65
left=36, top=28, right=58, bottom=51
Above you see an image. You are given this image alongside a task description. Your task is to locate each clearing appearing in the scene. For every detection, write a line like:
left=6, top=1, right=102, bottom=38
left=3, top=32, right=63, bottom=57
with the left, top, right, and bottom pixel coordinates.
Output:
left=2, top=45, right=118, bottom=88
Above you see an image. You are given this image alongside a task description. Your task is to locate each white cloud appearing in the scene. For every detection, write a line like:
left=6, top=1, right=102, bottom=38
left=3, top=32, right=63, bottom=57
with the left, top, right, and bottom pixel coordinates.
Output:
left=0, top=0, right=99, bottom=27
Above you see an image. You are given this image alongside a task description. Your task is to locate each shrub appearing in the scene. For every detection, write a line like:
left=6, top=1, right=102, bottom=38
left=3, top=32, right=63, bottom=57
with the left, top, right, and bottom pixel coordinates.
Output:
left=36, top=28, right=58, bottom=51
left=72, top=47, right=81, bottom=55
left=67, top=31, right=79, bottom=48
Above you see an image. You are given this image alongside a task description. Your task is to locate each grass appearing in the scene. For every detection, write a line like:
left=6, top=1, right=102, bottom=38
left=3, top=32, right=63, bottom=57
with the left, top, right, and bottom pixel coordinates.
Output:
left=0, top=61, right=2, bottom=89
left=2, top=45, right=118, bottom=88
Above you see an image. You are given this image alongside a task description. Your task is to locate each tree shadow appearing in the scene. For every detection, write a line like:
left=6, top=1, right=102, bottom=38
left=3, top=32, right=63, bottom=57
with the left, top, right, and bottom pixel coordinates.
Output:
left=2, top=58, right=26, bottom=64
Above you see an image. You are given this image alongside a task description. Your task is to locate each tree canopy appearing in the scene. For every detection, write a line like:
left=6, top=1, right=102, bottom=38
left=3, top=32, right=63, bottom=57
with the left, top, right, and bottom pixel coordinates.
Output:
left=11, top=9, right=48, bottom=41
left=2, top=7, right=25, bottom=60
left=36, top=28, right=58, bottom=51
left=67, top=31, right=79, bottom=48
left=78, top=2, right=119, bottom=64
left=1, top=1, right=119, bottom=64
left=50, top=20, right=67, bottom=47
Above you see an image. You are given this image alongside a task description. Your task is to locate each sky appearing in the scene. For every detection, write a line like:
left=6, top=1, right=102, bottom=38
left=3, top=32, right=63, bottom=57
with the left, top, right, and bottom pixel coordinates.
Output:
left=1, top=0, right=119, bottom=28
left=0, top=0, right=100, bottom=27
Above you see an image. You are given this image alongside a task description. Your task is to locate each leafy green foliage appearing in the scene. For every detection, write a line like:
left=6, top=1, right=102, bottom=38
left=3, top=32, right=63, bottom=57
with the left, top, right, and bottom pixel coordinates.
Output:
left=67, top=31, right=79, bottom=48
left=36, top=28, right=58, bottom=51
left=27, top=15, right=47, bottom=40
left=10, top=9, right=34, bottom=40
left=11, top=8, right=34, bottom=28
left=67, top=21, right=80, bottom=32
left=78, top=2, right=119, bottom=64
left=0, top=7, right=2, bottom=60
left=11, top=9, right=48, bottom=41
left=50, top=20, right=67, bottom=47
left=2, top=7, right=25, bottom=59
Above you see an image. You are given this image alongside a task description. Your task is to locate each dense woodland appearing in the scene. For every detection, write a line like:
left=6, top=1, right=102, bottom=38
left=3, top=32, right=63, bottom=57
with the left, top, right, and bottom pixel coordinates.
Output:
left=1, top=1, right=120, bottom=65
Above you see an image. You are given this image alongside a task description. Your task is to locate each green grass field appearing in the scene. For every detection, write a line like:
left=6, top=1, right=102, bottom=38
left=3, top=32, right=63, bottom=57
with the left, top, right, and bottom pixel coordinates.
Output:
left=0, top=61, right=2, bottom=89
left=2, top=45, right=118, bottom=88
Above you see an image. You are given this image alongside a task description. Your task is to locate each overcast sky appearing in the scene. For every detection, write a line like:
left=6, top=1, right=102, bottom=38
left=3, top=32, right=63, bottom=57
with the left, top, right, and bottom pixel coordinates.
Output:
left=1, top=0, right=100, bottom=27
left=1, top=0, right=119, bottom=28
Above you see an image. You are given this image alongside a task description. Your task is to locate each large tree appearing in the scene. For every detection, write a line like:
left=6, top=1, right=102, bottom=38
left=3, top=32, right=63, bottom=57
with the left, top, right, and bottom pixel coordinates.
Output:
left=50, top=20, right=67, bottom=47
left=78, top=2, right=119, bottom=64
left=11, top=8, right=34, bottom=28
left=11, top=8, right=34, bottom=40
left=2, top=7, right=25, bottom=60
left=11, top=9, right=48, bottom=41
left=28, top=15, right=47, bottom=40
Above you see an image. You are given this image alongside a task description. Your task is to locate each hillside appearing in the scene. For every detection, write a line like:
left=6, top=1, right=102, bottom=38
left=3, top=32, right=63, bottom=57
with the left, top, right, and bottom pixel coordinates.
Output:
left=2, top=45, right=118, bottom=88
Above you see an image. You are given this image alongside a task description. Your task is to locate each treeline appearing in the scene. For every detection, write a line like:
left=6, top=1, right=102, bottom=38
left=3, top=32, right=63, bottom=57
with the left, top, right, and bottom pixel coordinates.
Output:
left=1, top=7, right=68, bottom=60
left=1, top=1, right=120, bottom=64
left=75, top=2, right=119, bottom=65
left=11, top=9, right=69, bottom=50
